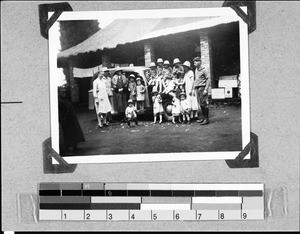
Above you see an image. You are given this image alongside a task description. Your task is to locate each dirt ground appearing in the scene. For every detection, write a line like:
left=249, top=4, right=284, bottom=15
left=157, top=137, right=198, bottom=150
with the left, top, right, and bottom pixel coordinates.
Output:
left=68, top=103, right=242, bottom=156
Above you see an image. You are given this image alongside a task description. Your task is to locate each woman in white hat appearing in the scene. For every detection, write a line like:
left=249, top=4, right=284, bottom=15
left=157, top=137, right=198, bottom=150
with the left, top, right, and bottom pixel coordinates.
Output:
left=162, top=60, right=173, bottom=81
left=156, top=58, right=164, bottom=77
left=93, top=72, right=112, bottom=128
left=182, top=61, right=198, bottom=120
left=172, top=58, right=184, bottom=79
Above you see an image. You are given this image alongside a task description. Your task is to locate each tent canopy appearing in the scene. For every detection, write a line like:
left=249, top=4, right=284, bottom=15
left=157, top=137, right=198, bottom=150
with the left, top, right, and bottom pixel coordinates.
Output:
left=57, top=16, right=238, bottom=60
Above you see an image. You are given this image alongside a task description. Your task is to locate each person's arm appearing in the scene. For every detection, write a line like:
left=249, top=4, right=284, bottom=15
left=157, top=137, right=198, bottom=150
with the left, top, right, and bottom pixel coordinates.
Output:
left=92, top=80, right=98, bottom=99
left=204, top=69, right=211, bottom=95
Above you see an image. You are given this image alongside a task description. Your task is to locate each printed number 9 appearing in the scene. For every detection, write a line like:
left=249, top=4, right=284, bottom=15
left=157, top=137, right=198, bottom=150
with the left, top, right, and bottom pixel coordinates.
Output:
left=243, top=213, right=247, bottom=219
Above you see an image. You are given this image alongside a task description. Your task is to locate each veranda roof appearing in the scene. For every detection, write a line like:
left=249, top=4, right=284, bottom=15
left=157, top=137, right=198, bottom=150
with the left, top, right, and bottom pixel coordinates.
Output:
left=58, top=16, right=238, bottom=59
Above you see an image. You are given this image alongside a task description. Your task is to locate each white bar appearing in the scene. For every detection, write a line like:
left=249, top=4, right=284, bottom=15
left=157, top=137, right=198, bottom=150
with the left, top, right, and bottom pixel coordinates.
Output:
left=129, top=210, right=152, bottom=220
left=107, top=210, right=129, bottom=221
left=91, top=197, right=141, bottom=203
left=192, top=197, right=242, bottom=204
left=171, top=184, right=263, bottom=191
left=219, top=210, right=241, bottom=220
left=39, top=210, right=61, bottom=220
left=62, top=210, right=84, bottom=220
left=126, top=184, right=150, bottom=190
left=241, top=209, right=264, bottom=220
left=151, top=210, right=173, bottom=220
left=84, top=210, right=106, bottom=220
left=174, top=210, right=196, bottom=220
left=147, top=184, right=172, bottom=190
left=141, top=204, right=190, bottom=210
left=196, top=210, right=219, bottom=220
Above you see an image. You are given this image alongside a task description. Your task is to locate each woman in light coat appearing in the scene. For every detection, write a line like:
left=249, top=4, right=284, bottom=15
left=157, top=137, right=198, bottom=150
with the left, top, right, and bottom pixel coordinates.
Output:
left=93, top=73, right=112, bottom=128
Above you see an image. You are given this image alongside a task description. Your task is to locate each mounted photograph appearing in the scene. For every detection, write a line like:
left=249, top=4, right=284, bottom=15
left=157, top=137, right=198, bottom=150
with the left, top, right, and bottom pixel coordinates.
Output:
left=48, top=7, right=250, bottom=164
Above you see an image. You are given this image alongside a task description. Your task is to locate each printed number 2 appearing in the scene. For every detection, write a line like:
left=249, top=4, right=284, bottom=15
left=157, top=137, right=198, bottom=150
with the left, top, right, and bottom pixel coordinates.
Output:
left=85, top=213, right=90, bottom=220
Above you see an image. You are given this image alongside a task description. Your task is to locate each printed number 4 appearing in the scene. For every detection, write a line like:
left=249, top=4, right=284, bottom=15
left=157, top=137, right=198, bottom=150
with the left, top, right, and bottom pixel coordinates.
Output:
left=131, top=214, right=135, bottom=220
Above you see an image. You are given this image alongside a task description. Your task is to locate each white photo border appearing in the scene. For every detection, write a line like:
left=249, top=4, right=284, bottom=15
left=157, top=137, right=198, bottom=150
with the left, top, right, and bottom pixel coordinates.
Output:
left=49, top=7, right=250, bottom=164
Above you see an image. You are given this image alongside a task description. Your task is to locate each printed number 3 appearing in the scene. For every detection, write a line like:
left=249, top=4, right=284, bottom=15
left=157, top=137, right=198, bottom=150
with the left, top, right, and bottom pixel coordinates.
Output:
left=108, top=213, right=113, bottom=220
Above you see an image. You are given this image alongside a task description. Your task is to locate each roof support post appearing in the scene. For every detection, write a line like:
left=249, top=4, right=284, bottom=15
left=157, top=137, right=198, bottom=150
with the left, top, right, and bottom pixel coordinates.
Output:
left=102, top=52, right=111, bottom=68
left=144, top=41, right=155, bottom=67
left=200, top=32, right=213, bottom=89
left=68, top=60, right=80, bottom=103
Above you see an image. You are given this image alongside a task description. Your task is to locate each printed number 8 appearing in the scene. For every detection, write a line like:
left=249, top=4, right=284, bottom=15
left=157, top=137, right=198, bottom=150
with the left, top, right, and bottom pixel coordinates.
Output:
left=243, top=213, right=247, bottom=219
left=220, top=213, right=224, bottom=219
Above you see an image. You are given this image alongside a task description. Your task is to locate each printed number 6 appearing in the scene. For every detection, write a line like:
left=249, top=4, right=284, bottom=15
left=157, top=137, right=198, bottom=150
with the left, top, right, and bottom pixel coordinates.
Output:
left=175, top=213, right=180, bottom=220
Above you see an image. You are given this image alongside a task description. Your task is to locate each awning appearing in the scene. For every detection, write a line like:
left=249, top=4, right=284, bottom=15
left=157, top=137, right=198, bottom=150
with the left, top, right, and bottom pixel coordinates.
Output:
left=58, top=16, right=238, bottom=59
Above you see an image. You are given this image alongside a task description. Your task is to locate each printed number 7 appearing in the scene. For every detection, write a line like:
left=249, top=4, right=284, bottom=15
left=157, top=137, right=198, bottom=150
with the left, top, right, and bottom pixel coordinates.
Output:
left=197, top=213, right=202, bottom=220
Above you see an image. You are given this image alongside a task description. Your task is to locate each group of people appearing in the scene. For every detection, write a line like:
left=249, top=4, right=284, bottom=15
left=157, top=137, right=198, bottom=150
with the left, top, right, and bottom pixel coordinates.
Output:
left=144, top=56, right=211, bottom=125
left=93, top=56, right=211, bottom=128
left=92, top=67, right=146, bottom=128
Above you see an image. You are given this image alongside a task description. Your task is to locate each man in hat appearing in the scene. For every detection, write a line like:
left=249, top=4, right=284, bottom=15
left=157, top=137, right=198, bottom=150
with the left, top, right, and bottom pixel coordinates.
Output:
left=193, top=57, right=211, bottom=125
left=112, top=67, right=128, bottom=118
left=156, top=58, right=164, bottom=77
left=172, top=58, right=184, bottom=79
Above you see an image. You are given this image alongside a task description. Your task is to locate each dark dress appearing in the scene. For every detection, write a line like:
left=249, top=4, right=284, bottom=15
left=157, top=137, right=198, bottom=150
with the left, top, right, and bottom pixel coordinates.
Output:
left=58, top=98, right=85, bottom=154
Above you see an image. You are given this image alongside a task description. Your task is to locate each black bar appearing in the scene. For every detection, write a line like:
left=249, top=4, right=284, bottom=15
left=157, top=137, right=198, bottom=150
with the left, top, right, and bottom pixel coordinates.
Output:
left=172, top=190, right=195, bottom=197
left=238, top=190, right=263, bottom=196
left=62, top=190, right=82, bottom=196
left=128, top=190, right=150, bottom=196
left=105, top=190, right=127, bottom=196
left=40, top=203, right=90, bottom=209
left=39, top=190, right=60, bottom=196
left=151, top=190, right=172, bottom=196
left=83, top=190, right=105, bottom=196
left=216, top=190, right=239, bottom=196
left=195, top=190, right=216, bottom=196
left=90, top=203, right=140, bottom=210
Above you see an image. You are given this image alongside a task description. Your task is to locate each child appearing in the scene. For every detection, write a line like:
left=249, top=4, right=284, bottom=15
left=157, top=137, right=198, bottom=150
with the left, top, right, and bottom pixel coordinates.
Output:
left=136, top=77, right=145, bottom=111
left=128, top=74, right=137, bottom=108
left=172, top=96, right=181, bottom=124
left=125, top=99, right=138, bottom=127
left=152, top=87, right=163, bottom=124
left=179, top=92, right=191, bottom=124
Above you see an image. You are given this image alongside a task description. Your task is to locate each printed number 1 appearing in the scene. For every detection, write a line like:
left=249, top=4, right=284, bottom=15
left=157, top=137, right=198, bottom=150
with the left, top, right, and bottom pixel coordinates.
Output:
left=63, top=213, right=67, bottom=219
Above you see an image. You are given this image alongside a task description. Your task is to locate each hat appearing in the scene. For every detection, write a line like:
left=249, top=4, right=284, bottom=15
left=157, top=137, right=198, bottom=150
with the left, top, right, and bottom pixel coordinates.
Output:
left=115, top=66, right=123, bottom=72
left=136, top=77, right=142, bottom=81
left=179, top=92, right=187, bottom=98
left=182, top=61, right=192, bottom=69
left=102, top=67, right=109, bottom=72
left=149, top=62, right=156, bottom=68
left=163, top=60, right=170, bottom=65
left=193, top=56, right=201, bottom=62
left=128, top=99, right=133, bottom=104
left=173, top=58, right=180, bottom=64
left=157, top=58, right=163, bottom=63
left=151, top=87, right=158, bottom=94
left=129, top=74, right=135, bottom=79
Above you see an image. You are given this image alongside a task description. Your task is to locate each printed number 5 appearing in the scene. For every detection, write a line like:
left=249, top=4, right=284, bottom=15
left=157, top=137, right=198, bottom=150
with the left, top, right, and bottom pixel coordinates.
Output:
left=152, top=213, right=157, bottom=220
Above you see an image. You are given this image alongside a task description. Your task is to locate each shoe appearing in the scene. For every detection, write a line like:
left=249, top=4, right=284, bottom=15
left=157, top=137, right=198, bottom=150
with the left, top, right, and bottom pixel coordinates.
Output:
left=159, top=121, right=162, bottom=124
left=103, top=123, right=109, bottom=127
left=172, top=121, right=175, bottom=124
left=199, top=119, right=210, bottom=125
left=98, top=124, right=103, bottom=128
left=197, top=118, right=205, bottom=123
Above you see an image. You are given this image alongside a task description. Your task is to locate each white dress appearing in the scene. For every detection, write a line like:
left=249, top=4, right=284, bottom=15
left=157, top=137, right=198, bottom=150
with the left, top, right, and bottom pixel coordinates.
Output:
left=184, top=70, right=198, bottom=111
left=93, top=77, right=112, bottom=114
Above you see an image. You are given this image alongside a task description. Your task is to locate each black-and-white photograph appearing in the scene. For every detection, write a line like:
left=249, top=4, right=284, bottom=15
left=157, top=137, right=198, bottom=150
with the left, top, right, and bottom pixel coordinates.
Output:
left=49, top=8, right=250, bottom=163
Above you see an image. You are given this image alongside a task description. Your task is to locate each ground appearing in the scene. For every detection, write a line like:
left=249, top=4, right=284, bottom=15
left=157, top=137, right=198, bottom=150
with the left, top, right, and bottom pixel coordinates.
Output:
left=67, top=103, right=242, bottom=156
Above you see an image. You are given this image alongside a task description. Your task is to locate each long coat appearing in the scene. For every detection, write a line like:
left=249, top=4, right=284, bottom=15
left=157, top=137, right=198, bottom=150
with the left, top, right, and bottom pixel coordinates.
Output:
left=93, top=77, right=111, bottom=114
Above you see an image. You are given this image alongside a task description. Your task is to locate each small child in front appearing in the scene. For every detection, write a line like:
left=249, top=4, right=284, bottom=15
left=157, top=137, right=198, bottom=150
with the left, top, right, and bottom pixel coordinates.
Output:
left=136, top=77, right=145, bottom=111
left=152, top=88, right=163, bottom=124
left=179, top=92, right=191, bottom=124
left=125, top=99, right=138, bottom=127
left=172, top=96, right=181, bottom=124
